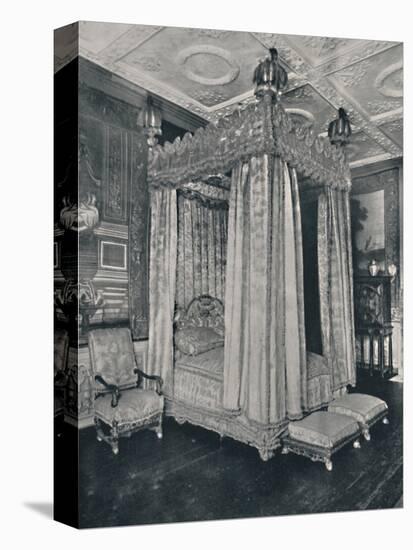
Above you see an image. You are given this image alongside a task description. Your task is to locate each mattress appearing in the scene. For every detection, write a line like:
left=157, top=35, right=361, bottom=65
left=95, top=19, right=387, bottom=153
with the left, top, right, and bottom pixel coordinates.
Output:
left=174, top=346, right=224, bottom=410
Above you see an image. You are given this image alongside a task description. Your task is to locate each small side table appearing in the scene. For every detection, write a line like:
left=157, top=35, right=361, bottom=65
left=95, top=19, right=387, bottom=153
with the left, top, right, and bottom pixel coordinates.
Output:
left=356, top=324, right=393, bottom=378
left=354, top=275, right=394, bottom=379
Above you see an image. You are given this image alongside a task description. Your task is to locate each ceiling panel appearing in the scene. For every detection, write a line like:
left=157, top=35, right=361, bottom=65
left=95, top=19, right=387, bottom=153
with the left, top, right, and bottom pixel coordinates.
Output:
left=286, top=35, right=363, bottom=68
left=117, top=27, right=269, bottom=108
left=379, top=119, right=403, bottom=147
left=70, top=22, right=403, bottom=167
left=329, top=44, right=403, bottom=117
left=79, top=21, right=133, bottom=55
left=345, top=131, right=387, bottom=163
left=283, top=84, right=337, bottom=135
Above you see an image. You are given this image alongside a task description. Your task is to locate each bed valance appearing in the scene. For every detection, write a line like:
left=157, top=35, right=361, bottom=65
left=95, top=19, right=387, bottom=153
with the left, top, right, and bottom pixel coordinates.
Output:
left=148, top=94, right=351, bottom=191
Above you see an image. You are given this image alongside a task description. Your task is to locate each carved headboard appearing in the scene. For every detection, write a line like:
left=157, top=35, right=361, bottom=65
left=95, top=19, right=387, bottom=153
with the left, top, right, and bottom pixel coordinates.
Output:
left=175, top=295, right=225, bottom=337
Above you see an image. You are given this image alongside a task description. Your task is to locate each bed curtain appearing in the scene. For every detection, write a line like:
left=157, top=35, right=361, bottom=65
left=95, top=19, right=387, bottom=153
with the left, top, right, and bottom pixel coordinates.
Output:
left=223, top=155, right=307, bottom=425
left=176, top=192, right=228, bottom=309
left=147, top=189, right=177, bottom=397
left=317, top=188, right=356, bottom=392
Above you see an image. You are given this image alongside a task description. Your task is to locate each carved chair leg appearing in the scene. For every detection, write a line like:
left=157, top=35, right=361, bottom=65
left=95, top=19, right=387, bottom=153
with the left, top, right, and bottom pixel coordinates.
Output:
left=95, top=418, right=104, bottom=443
left=111, top=422, right=119, bottom=455
left=362, top=428, right=371, bottom=441
left=155, top=418, right=163, bottom=440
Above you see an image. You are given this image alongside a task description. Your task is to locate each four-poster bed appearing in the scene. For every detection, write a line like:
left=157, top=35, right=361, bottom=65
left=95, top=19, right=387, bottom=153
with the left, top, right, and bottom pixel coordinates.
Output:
left=145, top=51, right=356, bottom=460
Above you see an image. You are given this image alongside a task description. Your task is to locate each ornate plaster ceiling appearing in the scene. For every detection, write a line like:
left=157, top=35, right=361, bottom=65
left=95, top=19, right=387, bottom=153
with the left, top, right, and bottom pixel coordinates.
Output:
left=72, top=22, right=403, bottom=167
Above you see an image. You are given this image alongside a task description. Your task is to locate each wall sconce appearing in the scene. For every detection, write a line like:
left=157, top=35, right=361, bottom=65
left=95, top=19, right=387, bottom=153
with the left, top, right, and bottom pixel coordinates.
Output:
left=253, top=48, right=288, bottom=101
left=328, top=107, right=352, bottom=146
left=138, top=96, right=163, bottom=148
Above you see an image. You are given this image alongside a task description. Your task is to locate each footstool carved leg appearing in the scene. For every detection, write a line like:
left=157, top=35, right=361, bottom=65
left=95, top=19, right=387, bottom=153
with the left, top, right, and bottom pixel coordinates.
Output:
left=111, top=440, right=119, bottom=455
left=362, top=428, right=371, bottom=441
left=353, top=439, right=361, bottom=449
left=383, top=417, right=389, bottom=425
left=325, top=458, right=333, bottom=472
left=155, top=424, right=163, bottom=440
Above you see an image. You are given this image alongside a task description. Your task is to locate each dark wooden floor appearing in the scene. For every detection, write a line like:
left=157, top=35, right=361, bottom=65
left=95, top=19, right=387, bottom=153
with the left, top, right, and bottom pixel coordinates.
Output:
left=64, top=375, right=402, bottom=529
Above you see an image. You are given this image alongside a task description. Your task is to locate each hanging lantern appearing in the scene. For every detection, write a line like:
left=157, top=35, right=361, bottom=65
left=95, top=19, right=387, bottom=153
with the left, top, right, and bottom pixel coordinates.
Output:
left=253, top=48, right=288, bottom=100
left=138, top=96, right=163, bottom=147
left=328, top=107, right=352, bottom=146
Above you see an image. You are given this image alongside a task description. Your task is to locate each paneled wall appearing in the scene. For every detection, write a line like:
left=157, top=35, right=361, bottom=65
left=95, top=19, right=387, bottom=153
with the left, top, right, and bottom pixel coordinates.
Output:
left=77, top=83, right=149, bottom=336
left=54, top=58, right=195, bottom=426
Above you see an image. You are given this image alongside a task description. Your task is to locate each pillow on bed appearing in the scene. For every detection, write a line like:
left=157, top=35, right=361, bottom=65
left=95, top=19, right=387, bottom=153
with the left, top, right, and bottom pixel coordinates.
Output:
left=175, top=326, right=224, bottom=356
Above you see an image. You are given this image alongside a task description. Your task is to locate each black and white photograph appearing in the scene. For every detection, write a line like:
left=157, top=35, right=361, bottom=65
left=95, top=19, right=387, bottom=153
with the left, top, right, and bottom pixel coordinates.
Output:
left=52, top=20, right=404, bottom=529
left=3, top=2, right=410, bottom=545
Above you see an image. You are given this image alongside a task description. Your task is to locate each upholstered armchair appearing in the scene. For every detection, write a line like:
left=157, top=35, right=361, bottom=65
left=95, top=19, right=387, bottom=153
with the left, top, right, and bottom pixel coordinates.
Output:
left=88, top=327, right=164, bottom=455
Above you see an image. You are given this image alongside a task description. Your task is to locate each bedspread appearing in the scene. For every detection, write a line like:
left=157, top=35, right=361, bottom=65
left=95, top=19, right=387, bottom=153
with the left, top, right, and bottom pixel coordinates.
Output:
left=174, top=347, right=224, bottom=411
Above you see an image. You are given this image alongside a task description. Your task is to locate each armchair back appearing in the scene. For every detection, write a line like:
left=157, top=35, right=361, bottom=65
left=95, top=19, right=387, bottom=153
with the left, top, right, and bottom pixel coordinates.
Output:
left=88, top=328, right=137, bottom=390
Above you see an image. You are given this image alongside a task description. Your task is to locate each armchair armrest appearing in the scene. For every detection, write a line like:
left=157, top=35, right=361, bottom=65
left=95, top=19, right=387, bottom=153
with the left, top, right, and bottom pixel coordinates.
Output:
left=133, top=367, right=163, bottom=396
left=95, top=374, right=121, bottom=407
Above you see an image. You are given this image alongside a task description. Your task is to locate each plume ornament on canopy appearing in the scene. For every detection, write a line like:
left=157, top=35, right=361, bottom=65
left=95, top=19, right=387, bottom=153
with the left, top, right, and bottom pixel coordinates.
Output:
left=253, top=48, right=288, bottom=100
left=328, top=107, right=352, bottom=147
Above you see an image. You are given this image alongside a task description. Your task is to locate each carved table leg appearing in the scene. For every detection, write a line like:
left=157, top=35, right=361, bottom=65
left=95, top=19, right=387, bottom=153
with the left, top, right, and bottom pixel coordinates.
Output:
left=360, top=334, right=364, bottom=369
left=379, top=330, right=385, bottom=378
left=388, top=333, right=393, bottom=377
left=368, top=330, right=374, bottom=377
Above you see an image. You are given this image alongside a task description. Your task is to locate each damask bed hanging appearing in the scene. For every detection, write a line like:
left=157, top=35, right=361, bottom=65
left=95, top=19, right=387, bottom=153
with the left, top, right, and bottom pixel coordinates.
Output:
left=145, top=48, right=356, bottom=460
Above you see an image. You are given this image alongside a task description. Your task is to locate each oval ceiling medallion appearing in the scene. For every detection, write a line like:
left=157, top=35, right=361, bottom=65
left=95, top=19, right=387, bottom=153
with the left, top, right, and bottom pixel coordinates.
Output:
left=177, top=45, right=240, bottom=86
left=375, top=61, right=403, bottom=98
left=285, top=108, right=315, bottom=127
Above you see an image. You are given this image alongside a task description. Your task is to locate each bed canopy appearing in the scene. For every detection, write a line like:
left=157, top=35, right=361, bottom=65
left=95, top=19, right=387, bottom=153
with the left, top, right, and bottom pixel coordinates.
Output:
left=145, top=49, right=356, bottom=459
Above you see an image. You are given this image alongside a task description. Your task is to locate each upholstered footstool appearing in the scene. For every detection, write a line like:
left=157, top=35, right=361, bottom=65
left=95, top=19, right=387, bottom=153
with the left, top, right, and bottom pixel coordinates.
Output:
left=328, top=393, right=388, bottom=442
left=282, top=411, right=362, bottom=471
